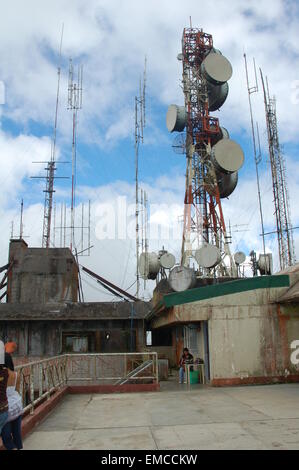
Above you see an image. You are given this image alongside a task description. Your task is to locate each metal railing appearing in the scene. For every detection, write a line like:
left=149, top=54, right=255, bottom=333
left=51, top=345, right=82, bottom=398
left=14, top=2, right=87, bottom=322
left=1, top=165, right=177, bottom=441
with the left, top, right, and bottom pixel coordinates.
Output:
left=15, top=352, right=158, bottom=414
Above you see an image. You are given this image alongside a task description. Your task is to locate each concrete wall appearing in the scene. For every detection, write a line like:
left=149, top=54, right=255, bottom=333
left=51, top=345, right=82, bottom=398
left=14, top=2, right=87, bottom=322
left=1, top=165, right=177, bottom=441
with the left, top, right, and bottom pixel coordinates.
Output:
left=0, top=319, right=146, bottom=359
left=151, top=286, right=299, bottom=386
left=7, top=240, right=78, bottom=303
left=207, top=292, right=299, bottom=385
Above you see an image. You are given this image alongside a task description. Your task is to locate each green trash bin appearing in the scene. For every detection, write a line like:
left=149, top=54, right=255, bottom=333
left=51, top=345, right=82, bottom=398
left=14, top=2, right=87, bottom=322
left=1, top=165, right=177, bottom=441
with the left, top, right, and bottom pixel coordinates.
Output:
left=189, top=370, right=199, bottom=384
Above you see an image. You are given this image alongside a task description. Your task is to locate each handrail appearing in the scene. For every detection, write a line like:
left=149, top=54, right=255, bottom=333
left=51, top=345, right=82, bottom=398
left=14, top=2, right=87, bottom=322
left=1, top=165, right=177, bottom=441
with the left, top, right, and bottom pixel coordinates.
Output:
left=14, top=352, right=159, bottom=415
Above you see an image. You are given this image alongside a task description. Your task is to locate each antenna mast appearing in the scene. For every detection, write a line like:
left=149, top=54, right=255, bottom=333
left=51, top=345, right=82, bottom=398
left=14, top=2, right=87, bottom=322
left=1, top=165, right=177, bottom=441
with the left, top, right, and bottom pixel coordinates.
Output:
left=135, top=57, right=146, bottom=299
left=244, top=54, right=266, bottom=257
left=68, top=58, right=83, bottom=252
left=42, top=25, right=64, bottom=248
left=19, top=199, right=24, bottom=239
left=260, top=69, right=295, bottom=270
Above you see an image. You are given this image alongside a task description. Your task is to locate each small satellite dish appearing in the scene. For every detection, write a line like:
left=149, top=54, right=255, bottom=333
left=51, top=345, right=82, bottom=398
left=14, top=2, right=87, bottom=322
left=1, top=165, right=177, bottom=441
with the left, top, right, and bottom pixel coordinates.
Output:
left=234, top=251, right=246, bottom=265
left=160, top=253, right=176, bottom=269
left=177, top=53, right=183, bottom=61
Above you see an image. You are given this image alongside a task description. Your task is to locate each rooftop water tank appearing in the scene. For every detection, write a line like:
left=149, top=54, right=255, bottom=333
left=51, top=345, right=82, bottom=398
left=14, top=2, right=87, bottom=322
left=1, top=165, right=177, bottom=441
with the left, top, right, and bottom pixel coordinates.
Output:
left=211, top=139, right=244, bottom=174
left=166, top=105, right=186, bottom=133
left=217, top=171, right=238, bottom=198
left=195, top=243, right=221, bottom=268
left=201, top=52, right=233, bottom=85
left=169, top=266, right=196, bottom=292
left=139, top=252, right=160, bottom=280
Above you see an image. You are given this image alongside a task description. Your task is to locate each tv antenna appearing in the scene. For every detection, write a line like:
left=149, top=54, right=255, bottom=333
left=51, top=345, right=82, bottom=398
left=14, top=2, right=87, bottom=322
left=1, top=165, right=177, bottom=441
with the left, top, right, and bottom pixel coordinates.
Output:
left=67, top=58, right=83, bottom=252
left=135, top=56, right=146, bottom=299
left=244, top=53, right=266, bottom=258
left=31, top=25, right=66, bottom=249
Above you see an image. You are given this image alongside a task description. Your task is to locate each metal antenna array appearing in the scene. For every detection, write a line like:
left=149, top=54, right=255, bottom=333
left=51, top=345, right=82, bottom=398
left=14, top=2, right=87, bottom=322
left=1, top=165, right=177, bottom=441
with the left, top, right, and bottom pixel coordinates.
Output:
left=140, top=188, right=149, bottom=291
left=135, top=57, right=146, bottom=299
left=36, top=26, right=65, bottom=248
left=179, top=28, right=235, bottom=275
left=56, top=201, right=91, bottom=255
left=244, top=54, right=266, bottom=257
left=260, top=70, right=296, bottom=270
left=67, top=58, right=83, bottom=252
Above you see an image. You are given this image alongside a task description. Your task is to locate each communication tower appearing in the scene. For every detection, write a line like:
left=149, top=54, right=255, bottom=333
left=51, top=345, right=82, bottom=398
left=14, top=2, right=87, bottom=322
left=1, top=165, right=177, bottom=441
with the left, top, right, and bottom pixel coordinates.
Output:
left=167, top=28, right=244, bottom=277
left=260, top=71, right=295, bottom=270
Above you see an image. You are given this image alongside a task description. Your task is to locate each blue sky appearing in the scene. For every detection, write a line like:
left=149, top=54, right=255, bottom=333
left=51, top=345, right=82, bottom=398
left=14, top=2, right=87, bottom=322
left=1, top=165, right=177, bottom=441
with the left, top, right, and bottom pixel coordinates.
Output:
left=0, top=0, right=298, bottom=300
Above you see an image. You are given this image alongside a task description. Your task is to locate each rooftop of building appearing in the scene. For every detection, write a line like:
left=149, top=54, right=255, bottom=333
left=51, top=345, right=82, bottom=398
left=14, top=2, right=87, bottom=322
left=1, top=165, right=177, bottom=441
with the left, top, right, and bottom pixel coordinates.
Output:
left=0, top=301, right=151, bottom=321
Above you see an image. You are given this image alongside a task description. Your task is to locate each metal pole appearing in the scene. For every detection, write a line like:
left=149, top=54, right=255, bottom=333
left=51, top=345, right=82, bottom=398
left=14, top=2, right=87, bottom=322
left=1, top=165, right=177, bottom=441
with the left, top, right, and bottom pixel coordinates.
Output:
left=135, top=96, right=140, bottom=299
left=244, top=54, right=266, bottom=257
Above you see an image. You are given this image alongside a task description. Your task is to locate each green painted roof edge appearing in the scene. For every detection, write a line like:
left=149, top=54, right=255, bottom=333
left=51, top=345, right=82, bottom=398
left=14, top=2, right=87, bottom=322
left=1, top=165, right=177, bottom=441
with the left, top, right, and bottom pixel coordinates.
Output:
left=162, top=275, right=290, bottom=308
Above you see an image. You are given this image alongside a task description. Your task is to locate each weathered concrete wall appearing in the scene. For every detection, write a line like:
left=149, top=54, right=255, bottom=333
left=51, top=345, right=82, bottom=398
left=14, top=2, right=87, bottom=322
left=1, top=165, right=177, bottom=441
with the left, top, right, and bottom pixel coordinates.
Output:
left=209, top=302, right=299, bottom=385
left=7, top=240, right=78, bottom=303
left=145, top=346, right=177, bottom=367
left=151, top=285, right=299, bottom=385
left=0, top=319, right=145, bottom=358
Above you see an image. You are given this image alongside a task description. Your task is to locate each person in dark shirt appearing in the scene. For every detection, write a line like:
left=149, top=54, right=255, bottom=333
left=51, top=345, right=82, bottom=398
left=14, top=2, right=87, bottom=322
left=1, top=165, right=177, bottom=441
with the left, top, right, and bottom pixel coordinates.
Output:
left=0, top=341, right=9, bottom=433
left=179, top=348, right=194, bottom=384
left=5, top=353, right=14, bottom=371
left=5, top=342, right=16, bottom=371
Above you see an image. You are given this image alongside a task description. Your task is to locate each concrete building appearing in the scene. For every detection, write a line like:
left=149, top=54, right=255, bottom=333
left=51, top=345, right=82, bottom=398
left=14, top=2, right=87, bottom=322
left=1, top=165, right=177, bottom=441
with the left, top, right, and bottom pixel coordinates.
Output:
left=6, top=239, right=78, bottom=303
left=0, top=301, right=150, bottom=362
left=149, top=266, right=299, bottom=386
left=0, top=240, right=151, bottom=364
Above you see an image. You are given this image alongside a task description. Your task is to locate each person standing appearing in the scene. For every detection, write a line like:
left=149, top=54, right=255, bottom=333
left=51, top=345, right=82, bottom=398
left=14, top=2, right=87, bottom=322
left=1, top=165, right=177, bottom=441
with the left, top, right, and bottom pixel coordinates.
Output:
left=179, top=348, right=194, bottom=384
left=1, top=356, right=23, bottom=450
left=5, top=342, right=17, bottom=371
left=0, top=341, right=9, bottom=434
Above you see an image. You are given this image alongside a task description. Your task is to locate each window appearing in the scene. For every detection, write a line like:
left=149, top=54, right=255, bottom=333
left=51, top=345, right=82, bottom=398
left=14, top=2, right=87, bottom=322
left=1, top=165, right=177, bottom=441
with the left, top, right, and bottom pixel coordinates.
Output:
left=146, top=331, right=152, bottom=346
left=62, top=332, right=95, bottom=353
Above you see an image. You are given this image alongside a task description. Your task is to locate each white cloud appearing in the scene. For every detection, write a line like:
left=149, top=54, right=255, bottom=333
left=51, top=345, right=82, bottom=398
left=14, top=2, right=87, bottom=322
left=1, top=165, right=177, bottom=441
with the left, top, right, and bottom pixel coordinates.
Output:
left=0, top=1, right=298, bottom=301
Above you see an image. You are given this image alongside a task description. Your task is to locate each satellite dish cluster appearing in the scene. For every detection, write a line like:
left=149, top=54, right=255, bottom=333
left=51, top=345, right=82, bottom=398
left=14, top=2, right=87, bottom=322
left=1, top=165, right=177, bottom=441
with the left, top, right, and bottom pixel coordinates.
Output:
left=139, top=247, right=248, bottom=292
left=138, top=250, right=176, bottom=281
left=166, top=48, right=244, bottom=202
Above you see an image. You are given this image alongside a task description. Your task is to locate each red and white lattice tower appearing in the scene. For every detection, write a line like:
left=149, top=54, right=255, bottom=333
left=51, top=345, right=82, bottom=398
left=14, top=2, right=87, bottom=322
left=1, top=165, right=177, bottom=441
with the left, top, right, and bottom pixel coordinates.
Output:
left=177, top=28, right=240, bottom=275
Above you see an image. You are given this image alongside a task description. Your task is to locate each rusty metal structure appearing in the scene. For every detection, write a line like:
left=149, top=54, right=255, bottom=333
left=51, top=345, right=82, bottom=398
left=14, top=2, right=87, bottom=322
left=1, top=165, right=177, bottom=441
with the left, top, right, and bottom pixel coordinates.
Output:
left=179, top=28, right=235, bottom=275
left=260, top=71, right=296, bottom=270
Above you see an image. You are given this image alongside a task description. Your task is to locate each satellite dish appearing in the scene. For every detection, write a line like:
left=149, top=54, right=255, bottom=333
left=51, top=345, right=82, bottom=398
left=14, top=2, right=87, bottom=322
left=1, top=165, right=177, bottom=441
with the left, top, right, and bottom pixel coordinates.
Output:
left=217, top=171, right=238, bottom=199
left=160, top=253, right=176, bottom=269
left=172, top=133, right=186, bottom=154
left=258, top=254, right=273, bottom=275
left=195, top=244, right=221, bottom=268
left=211, top=139, right=245, bottom=174
left=166, top=105, right=186, bottom=133
left=234, top=252, right=246, bottom=265
left=177, top=53, right=183, bottom=61
left=139, top=252, right=160, bottom=280
left=201, top=52, right=233, bottom=85
left=169, top=266, right=196, bottom=292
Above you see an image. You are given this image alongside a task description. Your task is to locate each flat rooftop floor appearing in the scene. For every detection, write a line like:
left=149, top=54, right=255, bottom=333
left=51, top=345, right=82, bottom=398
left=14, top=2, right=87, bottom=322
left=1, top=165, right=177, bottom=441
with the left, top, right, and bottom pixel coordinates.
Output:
left=24, top=382, right=299, bottom=450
